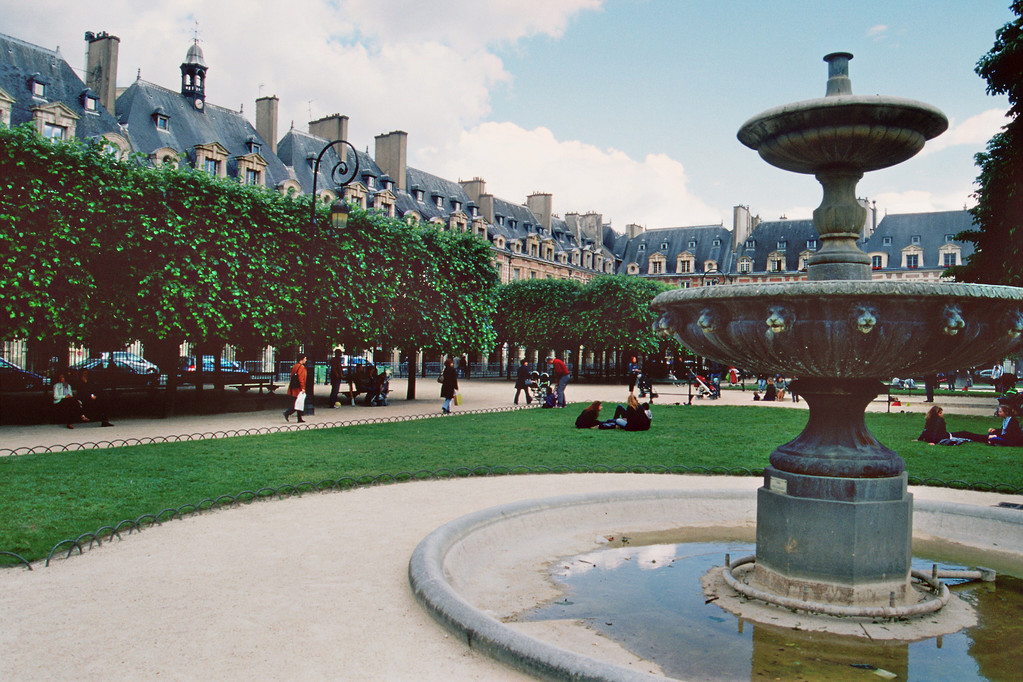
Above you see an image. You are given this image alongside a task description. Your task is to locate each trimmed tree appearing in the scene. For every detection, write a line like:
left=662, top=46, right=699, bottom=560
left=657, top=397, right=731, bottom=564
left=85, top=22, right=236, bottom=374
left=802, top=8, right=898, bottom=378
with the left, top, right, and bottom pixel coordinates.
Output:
left=954, top=1, right=1023, bottom=286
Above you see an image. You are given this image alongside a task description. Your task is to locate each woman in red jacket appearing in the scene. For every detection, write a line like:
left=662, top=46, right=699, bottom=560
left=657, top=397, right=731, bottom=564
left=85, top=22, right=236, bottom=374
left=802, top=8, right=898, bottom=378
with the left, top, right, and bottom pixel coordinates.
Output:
left=284, top=354, right=308, bottom=423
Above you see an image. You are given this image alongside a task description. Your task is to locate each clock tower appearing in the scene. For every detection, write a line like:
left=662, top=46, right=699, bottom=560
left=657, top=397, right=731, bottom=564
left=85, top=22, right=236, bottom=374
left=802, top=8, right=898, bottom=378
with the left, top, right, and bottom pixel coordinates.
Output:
left=180, top=40, right=207, bottom=110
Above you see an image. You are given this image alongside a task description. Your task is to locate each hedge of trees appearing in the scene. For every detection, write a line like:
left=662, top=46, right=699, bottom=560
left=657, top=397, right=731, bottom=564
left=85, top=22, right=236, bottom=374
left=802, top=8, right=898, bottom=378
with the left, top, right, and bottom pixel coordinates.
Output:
left=1, top=123, right=680, bottom=401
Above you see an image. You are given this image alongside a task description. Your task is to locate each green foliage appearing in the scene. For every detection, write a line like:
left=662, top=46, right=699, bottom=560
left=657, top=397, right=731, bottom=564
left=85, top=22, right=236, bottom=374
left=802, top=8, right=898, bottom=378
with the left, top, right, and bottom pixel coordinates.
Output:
left=575, top=276, right=674, bottom=353
left=493, top=278, right=583, bottom=350
left=0, top=124, right=498, bottom=360
left=953, top=2, right=1023, bottom=285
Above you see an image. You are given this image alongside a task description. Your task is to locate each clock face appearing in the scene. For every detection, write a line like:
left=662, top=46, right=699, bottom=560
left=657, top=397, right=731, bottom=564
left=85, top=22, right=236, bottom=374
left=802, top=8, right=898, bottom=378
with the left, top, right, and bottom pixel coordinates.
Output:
left=194, top=98, right=204, bottom=110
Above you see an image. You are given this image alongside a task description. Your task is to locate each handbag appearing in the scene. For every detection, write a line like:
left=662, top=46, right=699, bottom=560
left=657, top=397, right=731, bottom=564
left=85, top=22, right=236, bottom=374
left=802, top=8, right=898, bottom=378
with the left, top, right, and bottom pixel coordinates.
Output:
left=453, top=393, right=463, bottom=406
left=437, top=375, right=444, bottom=384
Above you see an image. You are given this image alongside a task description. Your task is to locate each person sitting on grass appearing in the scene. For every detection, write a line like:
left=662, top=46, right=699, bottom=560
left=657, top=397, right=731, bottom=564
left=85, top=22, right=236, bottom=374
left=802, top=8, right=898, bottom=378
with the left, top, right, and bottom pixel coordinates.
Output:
left=917, top=405, right=969, bottom=445
left=952, top=404, right=1023, bottom=446
left=575, top=401, right=602, bottom=428
left=541, top=385, right=557, bottom=409
left=605, top=394, right=652, bottom=431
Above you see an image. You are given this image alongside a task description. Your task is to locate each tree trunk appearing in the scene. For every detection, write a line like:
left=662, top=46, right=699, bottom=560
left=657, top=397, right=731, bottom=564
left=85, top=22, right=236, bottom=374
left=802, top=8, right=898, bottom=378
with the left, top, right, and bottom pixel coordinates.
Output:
left=405, top=346, right=418, bottom=400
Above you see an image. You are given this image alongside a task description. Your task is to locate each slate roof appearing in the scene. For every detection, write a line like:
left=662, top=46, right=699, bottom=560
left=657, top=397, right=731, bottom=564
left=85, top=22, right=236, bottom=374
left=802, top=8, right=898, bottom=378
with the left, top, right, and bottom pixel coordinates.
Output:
left=402, top=167, right=475, bottom=220
left=116, top=79, right=291, bottom=187
left=617, top=225, right=733, bottom=275
left=738, top=219, right=819, bottom=272
left=0, top=32, right=122, bottom=141
left=276, top=128, right=376, bottom=194
left=862, top=210, right=974, bottom=270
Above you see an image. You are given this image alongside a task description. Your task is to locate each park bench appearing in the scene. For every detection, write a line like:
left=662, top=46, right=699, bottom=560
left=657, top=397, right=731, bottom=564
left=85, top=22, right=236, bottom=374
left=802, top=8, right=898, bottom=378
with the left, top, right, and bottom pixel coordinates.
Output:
left=229, top=373, right=279, bottom=394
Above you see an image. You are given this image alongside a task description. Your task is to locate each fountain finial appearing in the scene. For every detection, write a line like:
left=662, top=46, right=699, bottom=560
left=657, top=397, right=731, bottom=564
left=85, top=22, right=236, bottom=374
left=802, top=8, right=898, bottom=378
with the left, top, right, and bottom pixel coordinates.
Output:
left=824, top=52, right=854, bottom=96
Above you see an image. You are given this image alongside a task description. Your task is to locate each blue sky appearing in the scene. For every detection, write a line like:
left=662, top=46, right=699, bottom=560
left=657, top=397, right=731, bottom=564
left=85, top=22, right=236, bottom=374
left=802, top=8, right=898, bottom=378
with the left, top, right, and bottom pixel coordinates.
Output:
left=4, top=0, right=1014, bottom=231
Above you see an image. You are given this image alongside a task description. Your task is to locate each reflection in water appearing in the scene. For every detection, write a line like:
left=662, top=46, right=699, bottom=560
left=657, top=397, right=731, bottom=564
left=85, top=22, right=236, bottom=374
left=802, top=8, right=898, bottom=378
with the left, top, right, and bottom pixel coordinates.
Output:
left=524, top=542, right=1021, bottom=681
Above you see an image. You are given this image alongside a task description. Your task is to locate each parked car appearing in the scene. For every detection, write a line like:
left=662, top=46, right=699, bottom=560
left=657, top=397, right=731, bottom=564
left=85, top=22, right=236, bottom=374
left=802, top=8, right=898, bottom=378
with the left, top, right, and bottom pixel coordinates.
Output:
left=179, top=356, right=251, bottom=383
left=0, top=357, right=45, bottom=392
left=70, top=355, right=161, bottom=388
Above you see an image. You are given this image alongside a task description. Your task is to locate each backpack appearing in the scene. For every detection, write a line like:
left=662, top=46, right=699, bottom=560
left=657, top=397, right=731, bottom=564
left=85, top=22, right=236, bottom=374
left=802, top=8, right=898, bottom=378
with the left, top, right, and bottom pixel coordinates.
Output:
left=289, top=371, right=301, bottom=391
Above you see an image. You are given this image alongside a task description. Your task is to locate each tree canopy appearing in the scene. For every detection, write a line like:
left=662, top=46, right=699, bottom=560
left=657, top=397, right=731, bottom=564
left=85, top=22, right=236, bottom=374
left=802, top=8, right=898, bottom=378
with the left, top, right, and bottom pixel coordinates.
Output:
left=0, top=124, right=498, bottom=368
left=954, top=1, right=1023, bottom=286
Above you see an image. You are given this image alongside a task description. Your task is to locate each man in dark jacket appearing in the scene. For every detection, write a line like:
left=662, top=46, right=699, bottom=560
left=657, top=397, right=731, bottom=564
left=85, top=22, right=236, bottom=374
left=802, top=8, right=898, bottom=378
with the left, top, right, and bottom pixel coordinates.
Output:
left=514, top=359, right=532, bottom=405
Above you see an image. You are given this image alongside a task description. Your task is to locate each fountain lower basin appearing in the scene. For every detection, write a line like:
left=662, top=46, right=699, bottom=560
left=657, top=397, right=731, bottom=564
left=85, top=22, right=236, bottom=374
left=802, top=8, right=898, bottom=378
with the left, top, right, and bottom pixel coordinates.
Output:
left=408, top=486, right=1023, bottom=680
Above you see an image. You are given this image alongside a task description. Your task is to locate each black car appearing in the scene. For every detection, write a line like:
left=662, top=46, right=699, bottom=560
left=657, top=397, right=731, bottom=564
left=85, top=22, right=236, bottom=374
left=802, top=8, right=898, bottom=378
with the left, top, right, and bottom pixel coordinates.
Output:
left=0, top=357, right=45, bottom=392
left=71, top=356, right=161, bottom=388
left=179, top=356, right=251, bottom=383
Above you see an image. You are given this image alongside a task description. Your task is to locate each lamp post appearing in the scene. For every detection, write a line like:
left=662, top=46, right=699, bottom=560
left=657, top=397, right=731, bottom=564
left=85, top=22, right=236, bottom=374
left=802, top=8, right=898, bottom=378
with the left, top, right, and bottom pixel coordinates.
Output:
left=304, top=138, right=359, bottom=414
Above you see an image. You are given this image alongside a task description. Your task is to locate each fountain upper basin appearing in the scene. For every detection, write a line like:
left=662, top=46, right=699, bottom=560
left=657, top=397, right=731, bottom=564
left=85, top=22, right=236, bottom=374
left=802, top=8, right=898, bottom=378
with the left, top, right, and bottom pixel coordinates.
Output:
left=737, top=95, right=948, bottom=174
left=651, top=280, right=1023, bottom=378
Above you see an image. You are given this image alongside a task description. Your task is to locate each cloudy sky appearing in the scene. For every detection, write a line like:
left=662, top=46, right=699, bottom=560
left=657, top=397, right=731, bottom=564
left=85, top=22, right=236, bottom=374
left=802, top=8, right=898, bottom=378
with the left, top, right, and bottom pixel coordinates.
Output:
left=4, top=0, right=1014, bottom=232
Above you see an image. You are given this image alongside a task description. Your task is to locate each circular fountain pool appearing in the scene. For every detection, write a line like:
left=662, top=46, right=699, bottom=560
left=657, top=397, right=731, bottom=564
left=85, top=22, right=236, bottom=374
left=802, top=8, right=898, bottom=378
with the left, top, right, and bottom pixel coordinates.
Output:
left=408, top=487, right=1023, bottom=680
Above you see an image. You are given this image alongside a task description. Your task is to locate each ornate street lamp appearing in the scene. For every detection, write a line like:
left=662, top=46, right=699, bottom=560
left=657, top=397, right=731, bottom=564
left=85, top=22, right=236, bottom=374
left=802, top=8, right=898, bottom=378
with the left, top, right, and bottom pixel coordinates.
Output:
left=304, top=139, right=359, bottom=414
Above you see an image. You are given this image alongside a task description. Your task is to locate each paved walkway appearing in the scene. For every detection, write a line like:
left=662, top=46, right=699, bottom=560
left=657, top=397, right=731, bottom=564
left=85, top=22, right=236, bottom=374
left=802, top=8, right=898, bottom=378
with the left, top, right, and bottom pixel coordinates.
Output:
left=2, top=380, right=1016, bottom=681
left=0, top=378, right=1001, bottom=454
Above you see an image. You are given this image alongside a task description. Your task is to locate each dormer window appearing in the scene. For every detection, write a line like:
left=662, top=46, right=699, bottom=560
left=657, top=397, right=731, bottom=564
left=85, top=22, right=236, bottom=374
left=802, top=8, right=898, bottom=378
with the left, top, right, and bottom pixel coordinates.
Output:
left=807, top=239, right=817, bottom=249
left=944, top=234, right=954, bottom=243
left=745, top=239, right=755, bottom=249
left=637, top=243, right=646, bottom=252
left=153, top=107, right=170, bottom=131
left=688, top=240, right=697, bottom=249
left=660, top=242, right=669, bottom=250
left=83, top=94, right=99, bottom=112
left=42, top=122, right=66, bottom=140
left=882, top=236, right=892, bottom=245
left=713, top=238, right=721, bottom=246
left=434, top=194, right=444, bottom=209
left=910, top=235, right=921, bottom=245
left=248, top=141, right=260, bottom=155
left=452, top=200, right=461, bottom=212
left=497, top=215, right=505, bottom=227
left=28, top=75, right=46, bottom=98
left=777, top=240, right=787, bottom=249
left=414, top=188, right=424, bottom=202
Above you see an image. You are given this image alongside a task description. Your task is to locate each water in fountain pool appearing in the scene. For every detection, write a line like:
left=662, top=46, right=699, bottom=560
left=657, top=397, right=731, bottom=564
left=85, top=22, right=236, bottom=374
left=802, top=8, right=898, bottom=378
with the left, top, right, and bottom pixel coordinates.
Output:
left=523, top=540, right=1022, bottom=681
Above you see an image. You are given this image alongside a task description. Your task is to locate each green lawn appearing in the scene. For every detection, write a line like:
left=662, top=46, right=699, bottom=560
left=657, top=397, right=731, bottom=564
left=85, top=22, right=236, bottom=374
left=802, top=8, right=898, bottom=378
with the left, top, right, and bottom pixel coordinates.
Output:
left=1, top=405, right=1019, bottom=563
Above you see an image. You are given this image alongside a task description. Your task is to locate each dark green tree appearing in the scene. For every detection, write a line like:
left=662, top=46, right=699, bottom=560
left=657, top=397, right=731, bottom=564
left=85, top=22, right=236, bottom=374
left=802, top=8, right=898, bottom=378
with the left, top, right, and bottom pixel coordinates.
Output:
left=574, top=275, right=674, bottom=363
left=954, top=1, right=1023, bottom=285
left=493, top=278, right=582, bottom=354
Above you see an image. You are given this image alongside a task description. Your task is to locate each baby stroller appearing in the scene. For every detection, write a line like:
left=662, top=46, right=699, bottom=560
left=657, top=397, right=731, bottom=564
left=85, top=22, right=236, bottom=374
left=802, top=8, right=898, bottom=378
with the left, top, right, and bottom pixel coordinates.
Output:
left=692, top=373, right=718, bottom=399
left=528, top=371, right=550, bottom=403
left=635, top=372, right=658, bottom=399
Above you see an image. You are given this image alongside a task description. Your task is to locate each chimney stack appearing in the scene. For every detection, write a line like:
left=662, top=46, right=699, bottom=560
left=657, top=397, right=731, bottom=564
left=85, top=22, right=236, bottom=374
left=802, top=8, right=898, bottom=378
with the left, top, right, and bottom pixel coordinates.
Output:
left=309, top=114, right=349, bottom=160
left=374, top=130, right=407, bottom=191
left=255, top=95, right=279, bottom=154
left=85, top=31, right=119, bottom=113
left=460, top=178, right=494, bottom=223
left=527, top=192, right=553, bottom=231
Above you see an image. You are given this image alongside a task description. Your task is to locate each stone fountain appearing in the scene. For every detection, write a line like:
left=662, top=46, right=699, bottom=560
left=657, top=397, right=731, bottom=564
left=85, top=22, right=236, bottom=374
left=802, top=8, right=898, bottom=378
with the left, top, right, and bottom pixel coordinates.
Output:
left=651, top=53, right=1023, bottom=612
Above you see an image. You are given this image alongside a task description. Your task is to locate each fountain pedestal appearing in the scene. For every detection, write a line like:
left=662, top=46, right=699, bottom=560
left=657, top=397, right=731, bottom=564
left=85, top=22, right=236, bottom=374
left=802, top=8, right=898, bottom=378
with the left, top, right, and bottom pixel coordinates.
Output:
left=755, top=470, right=912, bottom=604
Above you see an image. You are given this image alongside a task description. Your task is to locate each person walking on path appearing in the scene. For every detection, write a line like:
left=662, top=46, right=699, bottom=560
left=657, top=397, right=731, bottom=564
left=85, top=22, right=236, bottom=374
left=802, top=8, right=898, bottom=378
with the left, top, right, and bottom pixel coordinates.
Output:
left=440, top=357, right=459, bottom=413
left=547, top=356, right=570, bottom=408
left=328, top=350, right=345, bottom=408
left=513, top=359, right=533, bottom=405
left=284, top=355, right=308, bottom=423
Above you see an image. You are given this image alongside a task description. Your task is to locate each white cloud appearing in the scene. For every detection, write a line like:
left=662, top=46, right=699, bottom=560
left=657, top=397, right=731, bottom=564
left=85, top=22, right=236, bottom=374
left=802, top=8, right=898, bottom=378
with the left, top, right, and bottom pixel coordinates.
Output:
left=874, top=188, right=975, bottom=215
left=424, top=122, right=725, bottom=230
left=919, top=108, right=1008, bottom=156
left=867, top=24, right=888, bottom=40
